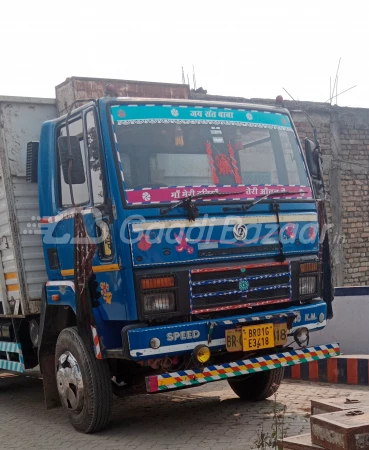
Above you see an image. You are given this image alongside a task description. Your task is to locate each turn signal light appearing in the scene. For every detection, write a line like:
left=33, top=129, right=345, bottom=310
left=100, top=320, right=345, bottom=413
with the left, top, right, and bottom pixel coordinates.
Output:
left=299, top=262, right=318, bottom=273
left=141, top=276, right=175, bottom=290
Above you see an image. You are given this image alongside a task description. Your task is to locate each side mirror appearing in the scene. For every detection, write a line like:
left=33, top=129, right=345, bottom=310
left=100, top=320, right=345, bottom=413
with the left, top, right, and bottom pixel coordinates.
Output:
left=58, top=136, right=86, bottom=184
left=304, top=138, right=319, bottom=178
left=304, top=138, right=323, bottom=198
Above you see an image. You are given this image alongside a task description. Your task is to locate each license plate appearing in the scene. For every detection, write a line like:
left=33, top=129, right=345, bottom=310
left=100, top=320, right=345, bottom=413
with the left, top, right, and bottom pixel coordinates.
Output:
left=225, top=322, right=288, bottom=352
left=274, top=322, right=288, bottom=346
left=225, top=328, right=243, bottom=352
left=242, top=323, right=274, bottom=351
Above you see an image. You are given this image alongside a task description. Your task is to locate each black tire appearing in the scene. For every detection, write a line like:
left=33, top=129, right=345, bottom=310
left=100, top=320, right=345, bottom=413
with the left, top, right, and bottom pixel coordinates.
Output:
left=227, top=367, right=284, bottom=401
left=55, top=327, right=113, bottom=433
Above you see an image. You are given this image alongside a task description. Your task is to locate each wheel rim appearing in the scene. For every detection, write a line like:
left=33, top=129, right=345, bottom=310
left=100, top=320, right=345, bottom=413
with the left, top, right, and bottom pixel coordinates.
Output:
left=56, top=351, right=84, bottom=412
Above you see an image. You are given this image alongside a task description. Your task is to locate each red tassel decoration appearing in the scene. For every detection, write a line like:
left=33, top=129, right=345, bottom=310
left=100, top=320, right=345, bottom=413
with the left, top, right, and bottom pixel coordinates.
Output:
left=205, top=141, right=219, bottom=184
left=215, top=154, right=233, bottom=175
left=228, top=142, right=242, bottom=184
left=175, top=124, right=184, bottom=147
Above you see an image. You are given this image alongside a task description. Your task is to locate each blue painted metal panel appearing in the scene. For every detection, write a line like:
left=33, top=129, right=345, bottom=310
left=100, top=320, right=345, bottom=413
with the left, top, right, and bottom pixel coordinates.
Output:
left=128, top=213, right=319, bottom=267
left=127, top=301, right=327, bottom=360
left=110, top=104, right=293, bottom=129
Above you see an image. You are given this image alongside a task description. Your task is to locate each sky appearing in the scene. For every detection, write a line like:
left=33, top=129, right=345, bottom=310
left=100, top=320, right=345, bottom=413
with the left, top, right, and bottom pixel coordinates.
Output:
left=1, top=1, right=368, bottom=107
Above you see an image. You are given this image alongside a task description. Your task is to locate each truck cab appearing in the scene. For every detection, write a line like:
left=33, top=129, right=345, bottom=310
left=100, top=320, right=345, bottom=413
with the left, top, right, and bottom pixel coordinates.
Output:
left=4, top=95, right=339, bottom=433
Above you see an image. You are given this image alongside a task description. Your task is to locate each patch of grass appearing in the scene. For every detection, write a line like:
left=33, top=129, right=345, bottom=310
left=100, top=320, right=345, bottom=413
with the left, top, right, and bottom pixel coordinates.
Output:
left=253, top=384, right=287, bottom=450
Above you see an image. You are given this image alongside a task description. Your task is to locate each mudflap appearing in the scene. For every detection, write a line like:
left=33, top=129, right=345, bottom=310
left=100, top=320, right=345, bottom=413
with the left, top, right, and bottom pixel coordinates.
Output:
left=38, top=286, right=61, bottom=409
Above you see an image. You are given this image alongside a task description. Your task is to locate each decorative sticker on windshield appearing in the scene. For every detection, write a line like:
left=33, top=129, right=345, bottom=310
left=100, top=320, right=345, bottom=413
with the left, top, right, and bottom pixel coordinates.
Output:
left=111, top=105, right=293, bottom=130
left=125, top=185, right=312, bottom=204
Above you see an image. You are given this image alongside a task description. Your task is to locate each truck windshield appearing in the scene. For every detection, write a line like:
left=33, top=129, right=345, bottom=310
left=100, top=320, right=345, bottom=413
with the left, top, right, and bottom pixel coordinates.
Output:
left=110, top=104, right=311, bottom=204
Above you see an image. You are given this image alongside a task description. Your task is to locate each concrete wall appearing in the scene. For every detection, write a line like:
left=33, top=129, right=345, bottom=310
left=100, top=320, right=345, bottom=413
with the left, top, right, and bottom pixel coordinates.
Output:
left=309, top=288, right=369, bottom=354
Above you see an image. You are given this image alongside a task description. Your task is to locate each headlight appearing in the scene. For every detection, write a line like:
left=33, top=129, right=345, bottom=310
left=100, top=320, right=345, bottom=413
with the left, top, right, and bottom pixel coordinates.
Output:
left=299, top=276, right=317, bottom=297
left=143, top=292, right=176, bottom=314
left=140, top=274, right=177, bottom=317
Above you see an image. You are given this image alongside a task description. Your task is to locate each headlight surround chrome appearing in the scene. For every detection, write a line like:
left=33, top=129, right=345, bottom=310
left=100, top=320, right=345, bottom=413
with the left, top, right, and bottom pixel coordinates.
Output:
left=139, top=274, right=178, bottom=318
left=298, top=261, right=319, bottom=299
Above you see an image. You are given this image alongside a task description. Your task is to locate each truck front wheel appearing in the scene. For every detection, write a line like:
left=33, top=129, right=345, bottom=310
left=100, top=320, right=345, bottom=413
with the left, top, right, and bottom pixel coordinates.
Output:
left=227, top=367, right=284, bottom=401
left=55, top=327, right=113, bottom=433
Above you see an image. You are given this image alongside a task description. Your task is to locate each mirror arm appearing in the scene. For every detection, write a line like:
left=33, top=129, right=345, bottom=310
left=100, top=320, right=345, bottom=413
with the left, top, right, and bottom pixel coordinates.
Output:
left=65, top=112, right=75, bottom=206
left=102, top=198, right=114, bottom=223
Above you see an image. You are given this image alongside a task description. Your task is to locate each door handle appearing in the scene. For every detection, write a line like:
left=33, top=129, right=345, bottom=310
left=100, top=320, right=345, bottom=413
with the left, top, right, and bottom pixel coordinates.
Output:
left=96, top=220, right=113, bottom=260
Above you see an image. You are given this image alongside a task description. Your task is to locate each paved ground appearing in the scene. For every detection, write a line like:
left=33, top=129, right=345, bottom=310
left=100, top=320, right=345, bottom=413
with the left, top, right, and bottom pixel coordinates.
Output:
left=1, top=372, right=369, bottom=450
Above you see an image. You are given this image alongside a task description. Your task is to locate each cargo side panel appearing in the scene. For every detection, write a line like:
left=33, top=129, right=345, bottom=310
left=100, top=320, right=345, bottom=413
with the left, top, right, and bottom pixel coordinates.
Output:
left=0, top=157, right=17, bottom=315
left=0, top=105, right=21, bottom=315
left=14, top=177, right=47, bottom=308
left=0, top=97, right=56, bottom=316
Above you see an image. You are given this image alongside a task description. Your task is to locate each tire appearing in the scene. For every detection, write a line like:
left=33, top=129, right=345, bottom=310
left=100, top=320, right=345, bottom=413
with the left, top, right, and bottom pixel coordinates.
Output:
left=55, top=327, right=113, bottom=433
left=227, top=367, right=285, bottom=401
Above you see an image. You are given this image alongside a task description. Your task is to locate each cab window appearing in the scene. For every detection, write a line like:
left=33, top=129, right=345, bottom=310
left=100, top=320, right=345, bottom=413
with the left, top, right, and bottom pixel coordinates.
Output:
left=57, top=109, right=105, bottom=209
left=85, top=109, right=104, bottom=206
left=58, top=116, right=89, bottom=208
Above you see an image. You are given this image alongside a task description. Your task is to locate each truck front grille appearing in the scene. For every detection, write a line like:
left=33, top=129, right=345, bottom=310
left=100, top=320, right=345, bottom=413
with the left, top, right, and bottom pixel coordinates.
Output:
left=189, top=262, right=291, bottom=314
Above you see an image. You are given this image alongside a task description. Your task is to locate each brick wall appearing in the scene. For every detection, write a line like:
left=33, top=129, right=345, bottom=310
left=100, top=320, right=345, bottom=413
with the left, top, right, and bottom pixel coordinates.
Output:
left=287, top=106, right=369, bottom=286
left=289, top=106, right=369, bottom=286
left=336, top=112, right=369, bottom=285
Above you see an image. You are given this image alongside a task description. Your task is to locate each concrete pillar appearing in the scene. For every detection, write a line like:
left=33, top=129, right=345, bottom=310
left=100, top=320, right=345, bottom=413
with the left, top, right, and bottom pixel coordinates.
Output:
left=329, top=114, right=345, bottom=286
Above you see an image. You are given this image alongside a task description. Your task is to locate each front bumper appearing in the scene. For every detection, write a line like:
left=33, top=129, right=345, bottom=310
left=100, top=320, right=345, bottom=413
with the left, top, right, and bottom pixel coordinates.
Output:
left=146, top=342, right=340, bottom=393
left=125, top=301, right=327, bottom=360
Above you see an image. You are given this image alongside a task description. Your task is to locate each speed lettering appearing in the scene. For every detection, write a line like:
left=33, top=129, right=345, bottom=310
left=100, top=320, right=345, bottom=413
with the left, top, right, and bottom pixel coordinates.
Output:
left=166, top=330, right=200, bottom=341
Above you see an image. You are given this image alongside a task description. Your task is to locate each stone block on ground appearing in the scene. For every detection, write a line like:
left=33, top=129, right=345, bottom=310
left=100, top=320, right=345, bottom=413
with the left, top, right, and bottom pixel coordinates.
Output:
left=278, top=433, right=324, bottom=449
left=311, top=407, right=369, bottom=450
left=311, top=397, right=369, bottom=415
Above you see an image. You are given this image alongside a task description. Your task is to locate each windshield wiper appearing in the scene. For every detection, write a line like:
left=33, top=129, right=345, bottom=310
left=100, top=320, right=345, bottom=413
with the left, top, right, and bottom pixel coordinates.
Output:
left=242, top=190, right=308, bottom=212
left=160, top=191, right=244, bottom=221
left=244, top=190, right=307, bottom=262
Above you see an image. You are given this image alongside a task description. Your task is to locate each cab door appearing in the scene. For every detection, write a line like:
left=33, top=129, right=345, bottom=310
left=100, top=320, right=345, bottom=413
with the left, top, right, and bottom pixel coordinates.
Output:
left=53, top=106, right=125, bottom=321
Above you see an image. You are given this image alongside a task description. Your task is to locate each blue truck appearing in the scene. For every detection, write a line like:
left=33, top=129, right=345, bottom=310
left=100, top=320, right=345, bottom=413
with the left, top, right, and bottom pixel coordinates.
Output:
left=0, top=88, right=339, bottom=433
